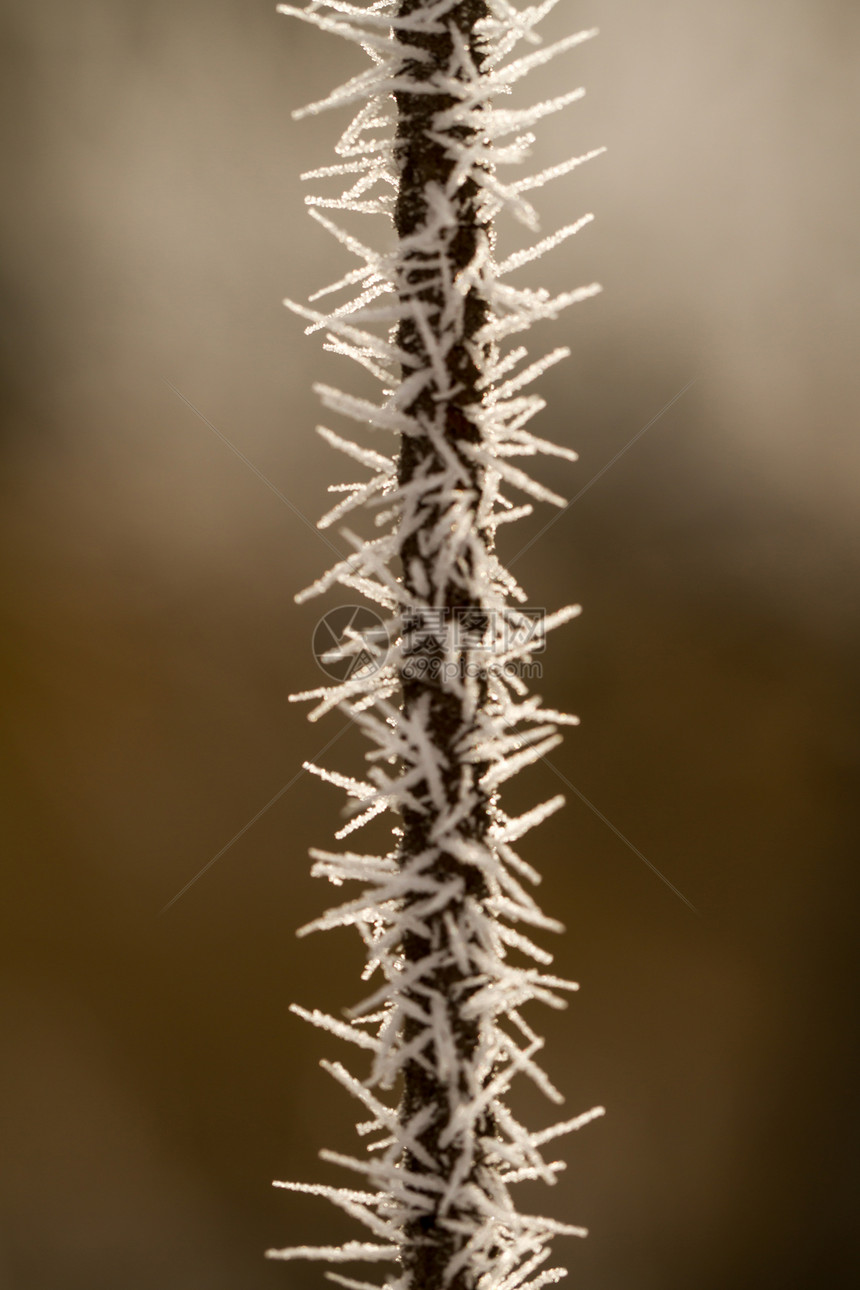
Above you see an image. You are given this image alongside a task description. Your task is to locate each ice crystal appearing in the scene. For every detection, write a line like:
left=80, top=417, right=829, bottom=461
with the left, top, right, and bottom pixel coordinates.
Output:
left=271, top=4, right=605, bottom=1290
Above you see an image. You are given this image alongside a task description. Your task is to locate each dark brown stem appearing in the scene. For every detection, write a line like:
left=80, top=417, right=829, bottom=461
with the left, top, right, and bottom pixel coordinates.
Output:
left=393, top=5, right=498, bottom=1288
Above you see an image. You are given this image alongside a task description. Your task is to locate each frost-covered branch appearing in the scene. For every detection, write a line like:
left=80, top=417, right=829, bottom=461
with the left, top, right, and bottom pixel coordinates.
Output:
left=272, top=5, right=604, bottom=1290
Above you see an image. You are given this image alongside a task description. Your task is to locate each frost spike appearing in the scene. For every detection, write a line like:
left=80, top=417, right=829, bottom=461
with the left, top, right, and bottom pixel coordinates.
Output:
left=266, top=1242, right=400, bottom=1264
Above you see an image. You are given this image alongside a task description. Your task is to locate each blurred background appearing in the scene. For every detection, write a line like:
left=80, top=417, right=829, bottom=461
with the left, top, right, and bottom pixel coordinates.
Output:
left=1, top=1, right=858, bottom=1287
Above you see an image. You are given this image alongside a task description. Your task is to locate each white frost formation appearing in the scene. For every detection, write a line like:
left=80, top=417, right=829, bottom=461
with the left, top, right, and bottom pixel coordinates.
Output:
left=270, top=4, right=605, bottom=1289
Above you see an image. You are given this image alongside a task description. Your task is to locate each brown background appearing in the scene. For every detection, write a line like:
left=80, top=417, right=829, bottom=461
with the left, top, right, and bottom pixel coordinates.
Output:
left=1, top=1, right=858, bottom=1288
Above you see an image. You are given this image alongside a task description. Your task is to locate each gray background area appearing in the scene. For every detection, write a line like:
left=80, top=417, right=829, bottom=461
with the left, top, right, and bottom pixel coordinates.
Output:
left=1, top=2, right=858, bottom=1288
